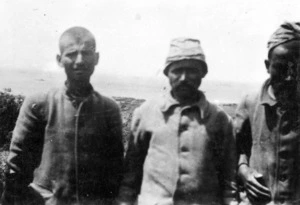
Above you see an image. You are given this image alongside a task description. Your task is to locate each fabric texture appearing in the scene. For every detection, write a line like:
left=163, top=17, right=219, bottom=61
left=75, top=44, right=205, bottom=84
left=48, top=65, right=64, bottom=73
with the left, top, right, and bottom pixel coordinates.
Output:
left=1, top=85, right=124, bottom=205
left=235, top=79, right=300, bottom=205
left=267, top=22, right=300, bottom=55
left=118, top=91, right=237, bottom=205
left=164, top=38, right=208, bottom=76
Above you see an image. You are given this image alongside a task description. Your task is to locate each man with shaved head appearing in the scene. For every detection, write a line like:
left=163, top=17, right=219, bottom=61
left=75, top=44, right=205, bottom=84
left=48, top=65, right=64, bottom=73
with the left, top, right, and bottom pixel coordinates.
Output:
left=235, top=22, right=300, bottom=205
left=1, top=27, right=124, bottom=205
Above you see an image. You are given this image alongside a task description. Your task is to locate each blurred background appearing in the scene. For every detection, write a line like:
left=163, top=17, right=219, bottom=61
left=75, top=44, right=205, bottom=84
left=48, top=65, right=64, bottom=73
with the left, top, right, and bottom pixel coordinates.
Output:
left=0, top=0, right=299, bottom=102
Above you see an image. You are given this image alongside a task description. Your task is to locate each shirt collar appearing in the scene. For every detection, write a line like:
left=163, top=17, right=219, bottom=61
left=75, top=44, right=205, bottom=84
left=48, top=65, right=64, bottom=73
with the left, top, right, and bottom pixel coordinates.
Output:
left=260, top=78, right=278, bottom=107
left=160, top=90, right=210, bottom=120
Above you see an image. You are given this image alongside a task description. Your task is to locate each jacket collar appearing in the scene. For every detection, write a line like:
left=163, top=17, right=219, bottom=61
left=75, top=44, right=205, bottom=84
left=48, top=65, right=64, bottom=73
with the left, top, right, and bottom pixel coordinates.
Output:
left=63, top=81, right=95, bottom=107
left=160, top=90, right=210, bottom=120
left=64, top=81, right=94, bottom=98
left=260, top=78, right=278, bottom=107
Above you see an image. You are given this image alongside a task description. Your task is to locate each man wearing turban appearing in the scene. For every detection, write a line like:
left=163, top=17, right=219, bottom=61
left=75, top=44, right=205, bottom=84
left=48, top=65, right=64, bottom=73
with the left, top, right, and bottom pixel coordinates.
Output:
left=235, top=22, right=300, bottom=205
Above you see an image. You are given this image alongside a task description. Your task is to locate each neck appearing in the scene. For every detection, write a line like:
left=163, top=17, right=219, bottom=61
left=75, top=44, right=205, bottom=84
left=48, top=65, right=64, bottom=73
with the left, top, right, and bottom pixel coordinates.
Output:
left=172, top=91, right=200, bottom=105
left=66, top=80, right=92, bottom=97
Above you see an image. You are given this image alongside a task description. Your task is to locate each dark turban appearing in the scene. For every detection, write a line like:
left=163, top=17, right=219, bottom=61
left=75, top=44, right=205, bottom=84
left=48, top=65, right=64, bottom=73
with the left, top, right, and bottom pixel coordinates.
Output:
left=267, top=22, right=300, bottom=56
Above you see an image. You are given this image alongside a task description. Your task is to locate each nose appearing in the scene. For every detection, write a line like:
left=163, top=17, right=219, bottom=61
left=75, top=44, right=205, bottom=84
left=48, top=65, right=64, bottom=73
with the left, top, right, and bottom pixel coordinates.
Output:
left=179, top=71, right=187, bottom=81
left=74, top=53, right=83, bottom=66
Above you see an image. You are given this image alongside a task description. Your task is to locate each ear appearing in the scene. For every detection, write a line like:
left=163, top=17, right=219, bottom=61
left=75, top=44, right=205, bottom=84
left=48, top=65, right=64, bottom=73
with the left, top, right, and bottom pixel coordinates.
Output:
left=264, top=59, right=270, bottom=74
left=94, top=52, right=100, bottom=66
left=56, top=54, right=63, bottom=68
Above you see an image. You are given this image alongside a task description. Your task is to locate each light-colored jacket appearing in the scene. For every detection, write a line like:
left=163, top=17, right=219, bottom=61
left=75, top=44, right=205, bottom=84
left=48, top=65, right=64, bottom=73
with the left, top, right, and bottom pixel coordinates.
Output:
left=118, top=92, right=237, bottom=205
left=235, top=79, right=300, bottom=205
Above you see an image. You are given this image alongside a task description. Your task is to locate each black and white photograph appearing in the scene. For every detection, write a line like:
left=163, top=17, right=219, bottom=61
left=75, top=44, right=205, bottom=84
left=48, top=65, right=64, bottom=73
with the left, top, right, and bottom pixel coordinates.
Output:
left=0, top=0, right=299, bottom=204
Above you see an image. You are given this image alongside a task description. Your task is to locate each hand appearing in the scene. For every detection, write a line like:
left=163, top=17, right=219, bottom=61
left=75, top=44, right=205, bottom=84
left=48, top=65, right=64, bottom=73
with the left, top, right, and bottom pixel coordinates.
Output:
left=238, top=165, right=271, bottom=204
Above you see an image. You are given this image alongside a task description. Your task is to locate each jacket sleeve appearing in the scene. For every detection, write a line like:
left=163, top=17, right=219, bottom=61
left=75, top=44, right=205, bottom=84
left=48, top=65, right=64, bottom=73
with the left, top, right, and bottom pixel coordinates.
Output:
left=1, top=95, right=45, bottom=204
left=217, top=112, right=238, bottom=205
left=116, top=107, right=150, bottom=205
left=105, top=102, right=125, bottom=198
left=234, top=95, right=252, bottom=167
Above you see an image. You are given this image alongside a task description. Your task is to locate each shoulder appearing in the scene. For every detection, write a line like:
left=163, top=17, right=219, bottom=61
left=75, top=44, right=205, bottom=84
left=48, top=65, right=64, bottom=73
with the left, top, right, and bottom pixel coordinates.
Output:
left=134, top=97, right=163, bottom=116
left=93, top=91, right=119, bottom=107
left=233, top=82, right=265, bottom=129
left=20, top=88, right=61, bottom=118
left=240, top=91, right=259, bottom=109
left=23, top=87, right=61, bottom=106
left=202, top=101, right=234, bottom=139
left=92, top=91, right=120, bottom=109
left=206, top=101, right=231, bottom=124
left=23, top=92, right=46, bottom=106
left=130, top=97, right=164, bottom=131
left=239, top=79, right=269, bottom=109
left=235, top=82, right=265, bottom=120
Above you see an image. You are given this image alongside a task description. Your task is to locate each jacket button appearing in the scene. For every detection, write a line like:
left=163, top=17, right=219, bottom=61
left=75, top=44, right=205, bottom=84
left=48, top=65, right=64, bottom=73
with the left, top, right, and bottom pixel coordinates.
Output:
left=180, top=146, right=189, bottom=152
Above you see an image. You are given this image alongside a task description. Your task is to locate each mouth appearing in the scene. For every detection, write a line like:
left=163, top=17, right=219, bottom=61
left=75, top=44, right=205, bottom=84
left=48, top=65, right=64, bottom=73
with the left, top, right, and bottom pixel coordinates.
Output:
left=177, top=86, right=190, bottom=92
left=175, top=83, right=193, bottom=90
left=72, top=71, right=91, bottom=80
left=74, top=70, right=88, bottom=75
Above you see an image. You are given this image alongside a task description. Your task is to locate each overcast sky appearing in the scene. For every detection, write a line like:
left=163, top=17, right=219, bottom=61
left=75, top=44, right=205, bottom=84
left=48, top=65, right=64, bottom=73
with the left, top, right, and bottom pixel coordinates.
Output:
left=0, top=0, right=299, bottom=82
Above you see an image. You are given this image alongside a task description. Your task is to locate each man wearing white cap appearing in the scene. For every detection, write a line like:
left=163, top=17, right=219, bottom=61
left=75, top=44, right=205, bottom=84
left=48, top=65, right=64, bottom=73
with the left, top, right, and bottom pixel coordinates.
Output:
left=235, top=22, right=300, bottom=205
left=117, top=38, right=237, bottom=205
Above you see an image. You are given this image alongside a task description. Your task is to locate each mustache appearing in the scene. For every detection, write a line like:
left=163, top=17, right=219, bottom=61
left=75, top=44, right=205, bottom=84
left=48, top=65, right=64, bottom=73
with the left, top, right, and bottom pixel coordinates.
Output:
left=173, top=81, right=195, bottom=90
left=74, top=66, right=88, bottom=70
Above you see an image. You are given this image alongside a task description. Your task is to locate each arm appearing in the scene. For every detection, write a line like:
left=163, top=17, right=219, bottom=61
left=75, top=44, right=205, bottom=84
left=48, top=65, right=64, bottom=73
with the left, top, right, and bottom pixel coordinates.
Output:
left=116, top=108, right=150, bottom=205
left=1, top=96, right=44, bottom=204
left=105, top=103, right=125, bottom=198
left=234, top=96, right=271, bottom=204
left=217, top=113, right=238, bottom=205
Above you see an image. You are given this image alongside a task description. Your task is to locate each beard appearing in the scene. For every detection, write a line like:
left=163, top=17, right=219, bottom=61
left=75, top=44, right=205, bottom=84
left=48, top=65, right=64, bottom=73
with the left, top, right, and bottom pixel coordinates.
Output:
left=172, top=82, right=199, bottom=101
left=272, top=80, right=297, bottom=110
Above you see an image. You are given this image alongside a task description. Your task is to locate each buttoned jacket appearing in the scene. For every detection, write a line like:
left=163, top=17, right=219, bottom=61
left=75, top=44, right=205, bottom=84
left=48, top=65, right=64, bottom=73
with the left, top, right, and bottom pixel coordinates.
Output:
left=235, top=79, right=300, bottom=205
left=118, top=91, right=237, bottom=205
left=2, top=86, right=124, bottom=204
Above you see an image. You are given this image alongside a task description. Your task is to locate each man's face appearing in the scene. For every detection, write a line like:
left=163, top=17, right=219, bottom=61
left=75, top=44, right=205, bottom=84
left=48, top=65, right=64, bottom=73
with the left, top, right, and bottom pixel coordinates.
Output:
left=57, top=35, right=99, bottom=84
left=265, top=40, right=300, bottom=107
left=167, top=60, right=203, bottom=101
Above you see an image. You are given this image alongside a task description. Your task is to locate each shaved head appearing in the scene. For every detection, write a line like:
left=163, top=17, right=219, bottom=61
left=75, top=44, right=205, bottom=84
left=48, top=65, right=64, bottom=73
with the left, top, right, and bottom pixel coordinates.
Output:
left=59, top=26, right=96, bottom=54
left=57, top=26, right=99, bottom=85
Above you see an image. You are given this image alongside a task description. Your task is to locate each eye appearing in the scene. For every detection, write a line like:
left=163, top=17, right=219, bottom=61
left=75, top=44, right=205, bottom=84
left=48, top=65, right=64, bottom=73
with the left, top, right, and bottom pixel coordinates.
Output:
left=81, top=50, right=94, bottom=57
left=272, top=63, right=286, bottom=71
left=187, top=67, right=200, bottom=75
left=65, top=51, right=77, bottom=59
left=169, top=67, right=183, bottom=75
left=172, top=69, right=181, bottom=74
